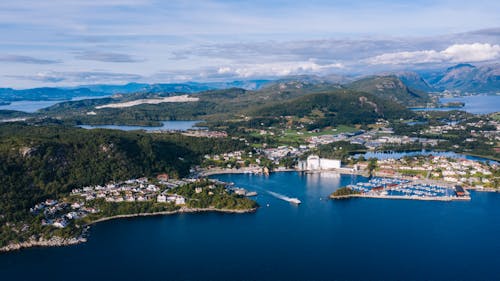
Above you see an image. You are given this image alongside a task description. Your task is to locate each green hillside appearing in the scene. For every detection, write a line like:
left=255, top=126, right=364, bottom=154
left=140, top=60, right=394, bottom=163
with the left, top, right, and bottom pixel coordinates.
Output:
left=346, top=75, right=433, bottom=107
left=250, top=89, right=413, bottom=128
left=0, top=123, right=245, bottom=223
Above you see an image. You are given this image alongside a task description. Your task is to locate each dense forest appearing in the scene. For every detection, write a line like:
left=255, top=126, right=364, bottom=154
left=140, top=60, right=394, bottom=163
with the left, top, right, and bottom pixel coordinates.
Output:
left=0, top=123, right=246, bottom=224
left=251, top=90, right=414, bottom=128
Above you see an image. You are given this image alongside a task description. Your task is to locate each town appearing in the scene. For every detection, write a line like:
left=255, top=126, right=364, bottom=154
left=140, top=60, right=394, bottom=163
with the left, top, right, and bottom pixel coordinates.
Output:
left=30, top=177, right=258, bottom=230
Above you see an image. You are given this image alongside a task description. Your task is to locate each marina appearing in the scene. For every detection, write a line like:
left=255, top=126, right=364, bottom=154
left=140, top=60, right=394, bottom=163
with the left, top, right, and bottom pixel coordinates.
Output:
left=340, top=177, right=470, bottom=201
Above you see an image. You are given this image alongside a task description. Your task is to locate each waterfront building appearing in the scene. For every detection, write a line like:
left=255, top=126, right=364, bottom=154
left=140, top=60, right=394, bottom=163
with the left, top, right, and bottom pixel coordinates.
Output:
left=297, top=155, right=341, bottom=171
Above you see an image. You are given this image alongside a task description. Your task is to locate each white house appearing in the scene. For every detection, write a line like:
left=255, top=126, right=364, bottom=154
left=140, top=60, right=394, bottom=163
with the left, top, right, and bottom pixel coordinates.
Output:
left=157, top=194, right=167, bottom=203
left=167, top=195, right=186, bottom=205
left=175, top=197, right=186, bottom=205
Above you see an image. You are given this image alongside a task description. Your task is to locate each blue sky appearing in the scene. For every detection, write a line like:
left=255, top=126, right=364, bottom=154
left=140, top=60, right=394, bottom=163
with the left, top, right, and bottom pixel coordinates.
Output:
left=1, top=0, right=500, bottom=88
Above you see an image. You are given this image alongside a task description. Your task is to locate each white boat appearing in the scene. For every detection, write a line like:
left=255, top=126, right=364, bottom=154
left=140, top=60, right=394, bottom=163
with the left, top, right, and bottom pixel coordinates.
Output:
left=245, top=191, right=258, bottom=197
left=288, top=198, right=301, bottom=204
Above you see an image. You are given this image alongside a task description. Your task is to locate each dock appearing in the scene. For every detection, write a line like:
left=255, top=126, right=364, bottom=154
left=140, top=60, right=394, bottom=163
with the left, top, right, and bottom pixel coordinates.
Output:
left=331, top=177, right=471, bottom=201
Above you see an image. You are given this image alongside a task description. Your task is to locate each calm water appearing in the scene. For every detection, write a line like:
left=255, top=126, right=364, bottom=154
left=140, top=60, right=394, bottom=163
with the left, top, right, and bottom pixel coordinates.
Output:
left=412, top=95, right=500, bottom=114
left=1, top=172, right=499, bottom=281
left=0, top=95, right=109, bottom=113
left=355, top=150, right=498, bottom=164
left=0, top=100, right=65, bottom=113
left=79, top=120, right=204, bottom=131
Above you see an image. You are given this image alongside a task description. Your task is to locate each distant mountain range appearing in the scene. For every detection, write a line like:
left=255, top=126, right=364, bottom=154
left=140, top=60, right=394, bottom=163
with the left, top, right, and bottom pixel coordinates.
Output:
left=0, top=63, right=498, bottom=105
left=0, top=80, right=270, bottom=102
left=75, top=80, right=271, bottom=95
left=421, top=63, right=500, bottom=93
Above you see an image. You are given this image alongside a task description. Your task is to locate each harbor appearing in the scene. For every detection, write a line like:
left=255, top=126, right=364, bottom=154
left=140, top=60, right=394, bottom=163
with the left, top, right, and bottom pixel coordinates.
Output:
left=332, top=177, right=471, bottom=201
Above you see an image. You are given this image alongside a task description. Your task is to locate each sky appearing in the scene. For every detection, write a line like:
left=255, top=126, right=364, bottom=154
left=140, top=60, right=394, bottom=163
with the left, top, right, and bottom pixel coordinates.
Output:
left=1, top=0, right=500, bottom=88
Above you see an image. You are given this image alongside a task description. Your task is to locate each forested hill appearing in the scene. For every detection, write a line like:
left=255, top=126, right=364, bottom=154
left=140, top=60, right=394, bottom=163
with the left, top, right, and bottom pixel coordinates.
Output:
left=346, top=75, right=432, bottom=107
left=249, top=90, right=414, bottom=128
left=0, top=124, right=246, bottom=222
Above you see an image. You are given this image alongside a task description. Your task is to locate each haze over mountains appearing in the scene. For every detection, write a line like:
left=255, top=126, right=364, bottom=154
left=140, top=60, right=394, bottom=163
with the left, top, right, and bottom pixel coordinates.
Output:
left=0, top=63, right=498, bottom=104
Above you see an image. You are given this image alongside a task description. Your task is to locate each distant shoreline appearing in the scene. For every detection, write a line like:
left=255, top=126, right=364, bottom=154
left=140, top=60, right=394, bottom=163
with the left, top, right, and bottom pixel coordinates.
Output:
left=0, top=207, right=257, bottom=253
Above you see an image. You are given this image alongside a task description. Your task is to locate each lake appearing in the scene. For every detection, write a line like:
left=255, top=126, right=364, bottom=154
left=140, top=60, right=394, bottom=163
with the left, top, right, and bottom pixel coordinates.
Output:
left=78, top=120, right=205, bottom=131
left=0, top=95, right=109, bottom=113
left=0, top=100, right=67, bottom=113
left=1, top=172, right=499, bottom=281
left=412, top=95, right=500, bottom=114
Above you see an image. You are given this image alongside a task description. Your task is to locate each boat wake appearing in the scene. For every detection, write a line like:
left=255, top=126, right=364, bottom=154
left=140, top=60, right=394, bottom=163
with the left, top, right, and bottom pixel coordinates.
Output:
left=267, top=191, right=301, bottom=204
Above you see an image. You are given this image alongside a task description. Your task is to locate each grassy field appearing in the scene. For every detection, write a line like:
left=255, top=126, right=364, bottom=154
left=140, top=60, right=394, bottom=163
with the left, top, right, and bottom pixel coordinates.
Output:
left=491, top=112, right=500, bottom=121
left=277, top=125, right=357, bottom=145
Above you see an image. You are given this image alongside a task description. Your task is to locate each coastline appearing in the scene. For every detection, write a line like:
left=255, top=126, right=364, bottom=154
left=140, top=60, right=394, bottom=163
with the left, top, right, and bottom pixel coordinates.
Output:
left=204, top=167, right=494, bottom=193
left=201, top=167, right=365, bottom=177
left=0, top=236, right=87, bottom=253
left=0, top=207, right=257, bottom=253
left=87, top=207, right=257, bottom=225
left=461, top=152, right=500, bottom=163
left=199, top=167, right=295, bottom=176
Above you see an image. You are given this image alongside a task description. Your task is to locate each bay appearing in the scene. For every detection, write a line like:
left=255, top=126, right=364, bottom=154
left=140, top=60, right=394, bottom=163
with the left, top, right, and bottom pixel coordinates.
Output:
left=1, top=172, right=499, bottom=281
left=0, top=95, right=109, bottom=113
left=412, top=95, right=500, bottom=114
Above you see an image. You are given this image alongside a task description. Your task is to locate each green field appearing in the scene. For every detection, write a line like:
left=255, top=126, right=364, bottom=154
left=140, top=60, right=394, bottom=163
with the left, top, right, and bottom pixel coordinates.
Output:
left=277, top=125, right=357, bottom=145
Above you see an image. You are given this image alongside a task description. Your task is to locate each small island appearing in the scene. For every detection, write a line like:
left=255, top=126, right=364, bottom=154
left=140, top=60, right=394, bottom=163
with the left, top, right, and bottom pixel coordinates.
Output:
left=0, top=177, right=258, bottom=252
left=439, top=101, right=465, bottom=108
left=330, top=187, right=361, bottom=199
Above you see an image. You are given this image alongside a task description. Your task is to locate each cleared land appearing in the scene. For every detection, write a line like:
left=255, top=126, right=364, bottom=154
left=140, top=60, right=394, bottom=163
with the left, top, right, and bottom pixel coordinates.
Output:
left=95, top=95, right=199, bottom=109
left=278, top=125, right=357, bottom=143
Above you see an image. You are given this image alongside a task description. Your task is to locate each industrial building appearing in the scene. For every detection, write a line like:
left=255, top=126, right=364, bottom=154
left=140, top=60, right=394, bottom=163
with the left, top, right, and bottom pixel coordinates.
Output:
left=297, top=155, right=341, bottom=171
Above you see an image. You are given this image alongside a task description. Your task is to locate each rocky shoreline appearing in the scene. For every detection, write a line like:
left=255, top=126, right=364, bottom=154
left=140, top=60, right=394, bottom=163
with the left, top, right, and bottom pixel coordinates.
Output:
left=0, top=207, right=257, bottom=253
left=88, top=207, right=257, bottom=225
left=0, top=236, right=87, bottom=253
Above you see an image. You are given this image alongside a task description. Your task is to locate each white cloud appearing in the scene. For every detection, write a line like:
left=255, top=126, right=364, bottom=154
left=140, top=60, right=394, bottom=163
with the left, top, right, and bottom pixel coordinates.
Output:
left=442, top=43, right=500, bottom=62
left=9, top=71, right=142, bottom=84
left=216, top=61, right=344, bottom=78
left=367, top=43, right=500, bottom=65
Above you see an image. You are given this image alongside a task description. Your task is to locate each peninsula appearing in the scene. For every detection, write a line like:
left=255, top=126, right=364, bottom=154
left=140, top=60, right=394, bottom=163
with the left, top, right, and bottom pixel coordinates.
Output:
left=0, top=177, right=257, bottom=252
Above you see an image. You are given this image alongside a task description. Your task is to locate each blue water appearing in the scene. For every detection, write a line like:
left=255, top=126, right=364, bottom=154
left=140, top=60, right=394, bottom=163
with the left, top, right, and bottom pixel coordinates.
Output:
left=78, top=120, right=204, bottom=131
left=0, top=95, right=109, bottom=113
left=1, top=172, right=499, bottom=281
left=412, top=95, right=500, bottom=114
left=0, top=100, right=65, bottom=113
left=355, top=150, right=498, bottom=164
